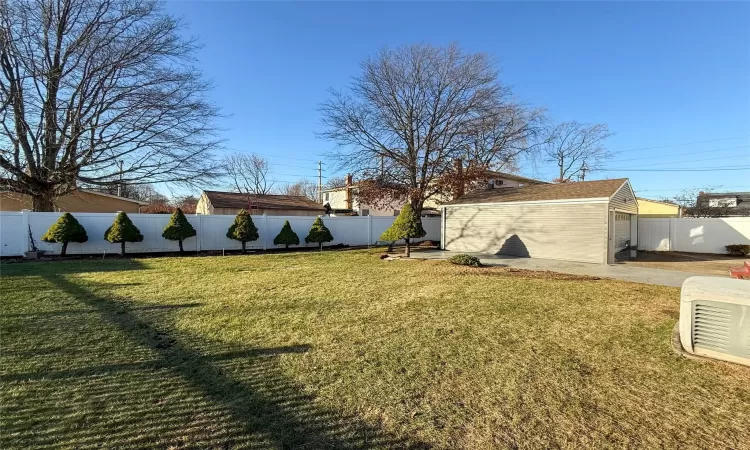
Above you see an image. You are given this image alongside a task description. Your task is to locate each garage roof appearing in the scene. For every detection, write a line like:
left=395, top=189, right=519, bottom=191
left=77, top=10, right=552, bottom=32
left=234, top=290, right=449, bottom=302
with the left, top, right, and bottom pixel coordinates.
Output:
left=203, top=191, right=325, bottom=211
left=445, top=178, right=629, bottom=205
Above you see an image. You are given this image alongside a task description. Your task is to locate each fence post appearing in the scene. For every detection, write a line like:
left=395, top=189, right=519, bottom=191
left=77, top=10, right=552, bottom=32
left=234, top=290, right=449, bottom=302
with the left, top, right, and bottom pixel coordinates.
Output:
left=262, top=214, right=268, bottom=250
left=667, top=218, right=677, bottom=252
left=196, top=214, right=202, bottom=252
left=367, top=214, right=372, bottom=247
left=21, top=209, right=31, bottom=252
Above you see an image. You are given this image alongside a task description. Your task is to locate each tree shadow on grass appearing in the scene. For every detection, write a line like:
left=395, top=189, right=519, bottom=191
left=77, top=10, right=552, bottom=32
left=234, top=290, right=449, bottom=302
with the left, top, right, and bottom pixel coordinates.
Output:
left=1, top=271, right=425, bottom=449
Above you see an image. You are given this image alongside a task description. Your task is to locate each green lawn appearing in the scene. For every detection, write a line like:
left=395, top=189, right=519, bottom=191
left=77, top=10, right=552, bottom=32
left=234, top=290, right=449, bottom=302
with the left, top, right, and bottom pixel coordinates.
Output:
left=1, top=250, right=748, bottom=449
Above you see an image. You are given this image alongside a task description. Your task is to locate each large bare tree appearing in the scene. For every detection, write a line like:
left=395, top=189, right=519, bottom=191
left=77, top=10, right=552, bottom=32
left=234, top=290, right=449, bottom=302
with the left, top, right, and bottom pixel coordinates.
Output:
left=543, top=121, right=613, bottom=182
left=320, top=44, right=545, bottom=213
left=0, top=0, right=220, bottom=211
left=222, top=153, right=274, bottom=195
left=279, top=179, right=318, bottom=201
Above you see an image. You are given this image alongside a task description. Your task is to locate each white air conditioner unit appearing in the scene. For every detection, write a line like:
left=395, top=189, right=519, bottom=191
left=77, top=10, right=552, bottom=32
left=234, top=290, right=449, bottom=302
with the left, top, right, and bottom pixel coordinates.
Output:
left=679, top=276, right=750, bottom=367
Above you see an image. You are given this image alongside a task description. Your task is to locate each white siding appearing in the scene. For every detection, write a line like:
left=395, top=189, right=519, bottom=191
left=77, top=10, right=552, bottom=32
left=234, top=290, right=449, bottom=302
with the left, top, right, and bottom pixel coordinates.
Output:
left=444, top=201, right=608, bottom=263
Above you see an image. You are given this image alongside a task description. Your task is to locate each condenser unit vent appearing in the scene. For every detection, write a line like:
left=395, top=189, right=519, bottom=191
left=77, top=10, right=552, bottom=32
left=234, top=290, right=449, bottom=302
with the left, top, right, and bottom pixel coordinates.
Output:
left=679, top=276, right=750, bottom=366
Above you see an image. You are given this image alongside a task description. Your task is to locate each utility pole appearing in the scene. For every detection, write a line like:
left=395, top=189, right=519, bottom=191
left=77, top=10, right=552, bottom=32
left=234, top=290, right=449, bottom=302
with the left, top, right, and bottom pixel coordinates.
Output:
left=579, top=162, right=589, bottom=181
left=117, top=160, right=124, bottom=196
left=318, top=161, right=323, bottom=203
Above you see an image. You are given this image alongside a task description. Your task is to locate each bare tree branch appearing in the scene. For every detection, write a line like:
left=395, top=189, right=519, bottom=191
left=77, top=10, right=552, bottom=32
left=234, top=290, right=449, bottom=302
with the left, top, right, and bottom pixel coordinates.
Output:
left=222, top=152, right=274, bottom=195
left=0, top=0, right=221, bottom=210
left=543, top=121, right=613, bottom=182
left=319, top=44, right=546, bottom=212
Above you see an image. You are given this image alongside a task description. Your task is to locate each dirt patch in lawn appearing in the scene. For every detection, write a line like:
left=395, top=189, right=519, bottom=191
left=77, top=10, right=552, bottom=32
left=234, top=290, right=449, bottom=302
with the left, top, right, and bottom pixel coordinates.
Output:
left=621, top=251, right=743, bottom=276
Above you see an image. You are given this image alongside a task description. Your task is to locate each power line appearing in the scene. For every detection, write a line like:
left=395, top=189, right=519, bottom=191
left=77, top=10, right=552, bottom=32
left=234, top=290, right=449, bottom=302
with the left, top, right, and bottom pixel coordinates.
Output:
left=606, top=153, right=749, bottom=170
left=607, top=145, right=750, bottom=163
left=610, top=135, right=750, bottom=155
left=600, top=165, right=750, bottom=172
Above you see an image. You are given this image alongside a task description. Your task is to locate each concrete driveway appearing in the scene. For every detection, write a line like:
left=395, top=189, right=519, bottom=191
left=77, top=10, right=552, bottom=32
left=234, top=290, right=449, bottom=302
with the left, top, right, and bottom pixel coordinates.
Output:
left=415, top=250, right=709, bottom=287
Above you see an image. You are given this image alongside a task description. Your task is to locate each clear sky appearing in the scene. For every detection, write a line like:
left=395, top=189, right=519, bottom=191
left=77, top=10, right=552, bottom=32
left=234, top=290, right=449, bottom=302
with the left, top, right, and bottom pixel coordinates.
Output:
left=165, top=1, right=750, bottom=199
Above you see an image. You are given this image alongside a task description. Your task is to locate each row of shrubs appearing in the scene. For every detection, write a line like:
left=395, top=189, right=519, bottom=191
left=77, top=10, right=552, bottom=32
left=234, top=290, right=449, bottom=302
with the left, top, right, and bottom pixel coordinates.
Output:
left=40, top=209, right=335, bottom=256
left=725, top=244, right=750, bottom=257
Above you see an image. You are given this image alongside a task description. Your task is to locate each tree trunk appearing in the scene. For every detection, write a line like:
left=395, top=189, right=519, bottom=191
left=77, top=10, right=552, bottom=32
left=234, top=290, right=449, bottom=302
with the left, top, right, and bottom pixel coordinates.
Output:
left=32, top=193, right=55, bottom=212
left=405, top=238, right=411, bottom=257
left=319, top=242, right=323, bottom=252
left=178, top=239, right=184, bottom=254
left=61, top=241, right=68, bottom=257
left=241, top=241, right=246, bottom=253
left=120, top=241, right=126, bottom=256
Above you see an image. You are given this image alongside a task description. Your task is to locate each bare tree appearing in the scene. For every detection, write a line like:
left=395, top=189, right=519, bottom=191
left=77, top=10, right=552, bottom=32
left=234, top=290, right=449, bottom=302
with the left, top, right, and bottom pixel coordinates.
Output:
left=324, top=176, right=347, bottom=190
left=279, top=179, right=318, bottom=201
left=320, top=44, right=545, bottom=214
left=543, top=121, right=613, bottom=182
left=222, top=153, right=274, bottom=195
left=0, top=0, right=221, bottom=211
left=664, top=187, right=749, bottom=218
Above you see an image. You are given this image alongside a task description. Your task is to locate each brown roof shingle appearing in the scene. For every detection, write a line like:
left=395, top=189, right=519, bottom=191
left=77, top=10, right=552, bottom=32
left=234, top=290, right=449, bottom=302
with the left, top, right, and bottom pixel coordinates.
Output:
left=203, top=191, right=325, bottom=211
left=445, top=178, right=629, bottom=205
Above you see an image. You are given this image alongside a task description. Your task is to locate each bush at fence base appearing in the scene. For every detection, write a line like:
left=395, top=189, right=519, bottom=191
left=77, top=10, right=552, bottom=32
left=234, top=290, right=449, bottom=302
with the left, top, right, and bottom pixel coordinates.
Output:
left=226, top=209, right=259, bottom=253
left=448, top=254, right=482, bottom=267
left=726, top=244, right=750, bottom=257
left=274, top=220, right=300, bottom=249
left=162, top=208, right=197, bottom=254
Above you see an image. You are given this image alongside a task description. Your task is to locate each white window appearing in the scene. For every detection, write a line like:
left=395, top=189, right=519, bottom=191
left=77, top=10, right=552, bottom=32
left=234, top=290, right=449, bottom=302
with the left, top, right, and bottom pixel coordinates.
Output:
left=709, top=198, right=737, bottom=207
left=324, top=192, right=329, bottom=201
left=361, top=209, right=369, bottom=216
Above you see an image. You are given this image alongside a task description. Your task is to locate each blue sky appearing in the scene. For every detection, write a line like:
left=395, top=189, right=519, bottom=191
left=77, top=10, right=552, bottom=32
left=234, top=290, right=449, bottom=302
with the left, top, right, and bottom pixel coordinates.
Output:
left=165, top=1, right=750, bottom=199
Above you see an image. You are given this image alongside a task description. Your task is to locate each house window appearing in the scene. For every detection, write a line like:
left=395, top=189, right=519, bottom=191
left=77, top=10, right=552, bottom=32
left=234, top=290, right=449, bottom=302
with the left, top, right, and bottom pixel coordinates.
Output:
left=361, top=209, right=369, bottom=216
left=393, top=209, right=400, bottom=216
left=324, top=192, right=329, bottom=201
left=709, top=198, right=736, bottom=207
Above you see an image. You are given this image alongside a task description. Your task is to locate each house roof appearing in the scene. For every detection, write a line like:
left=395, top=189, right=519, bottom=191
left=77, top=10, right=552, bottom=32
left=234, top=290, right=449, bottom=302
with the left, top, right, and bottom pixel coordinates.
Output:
left=79, top=190, right=150, bottom=205
left=203, top=190, right=325, bottom=211
left=321, top=171, right=548, bottom=193
left=445, top=178, right=629, bottom=205
left=483, top=171, right=549, bottom=185
left=698, top=192, right=750, bottom=198
left=636, top=197, right=680, bottom=207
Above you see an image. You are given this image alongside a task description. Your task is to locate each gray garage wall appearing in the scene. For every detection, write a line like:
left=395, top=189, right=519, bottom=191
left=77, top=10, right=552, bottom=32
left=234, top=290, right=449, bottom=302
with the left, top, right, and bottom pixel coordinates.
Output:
left=444, top=201, right=609, bottom=263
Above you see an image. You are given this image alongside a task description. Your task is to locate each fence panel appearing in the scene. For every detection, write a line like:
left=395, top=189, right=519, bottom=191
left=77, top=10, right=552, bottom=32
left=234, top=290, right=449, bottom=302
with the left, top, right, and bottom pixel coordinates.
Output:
left=637, top=218, right=671, bottom=251
left=638, top=217, right=750, bottom=254
left=0, top=212, right=24, bottom=256
left=2, top=211, right=443, bottom=256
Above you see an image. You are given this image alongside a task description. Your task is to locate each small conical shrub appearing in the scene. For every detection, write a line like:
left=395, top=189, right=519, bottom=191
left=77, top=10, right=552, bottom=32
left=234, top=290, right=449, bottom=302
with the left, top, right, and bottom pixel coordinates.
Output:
left=380, top=204, right=425, bottom=257
left=226, top=209, right=259, bottom=253
left=305, top=216, right=333, bottom=251
left=273, top=220, right=299, bottom=249
left=162, top=208, right=197, bottom=254
left=41, top=213, right=88, bottom=256
left=104, top=212, right=143, bottom=256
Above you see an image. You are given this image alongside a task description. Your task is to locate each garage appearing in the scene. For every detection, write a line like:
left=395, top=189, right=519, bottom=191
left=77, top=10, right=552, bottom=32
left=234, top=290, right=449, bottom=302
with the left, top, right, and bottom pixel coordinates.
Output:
left=442, top=178, right=638, bottom=264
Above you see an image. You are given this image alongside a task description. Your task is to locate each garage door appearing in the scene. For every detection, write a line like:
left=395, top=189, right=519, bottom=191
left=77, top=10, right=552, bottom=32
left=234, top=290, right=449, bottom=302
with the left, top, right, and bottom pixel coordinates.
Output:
left=614, top=213, right=631, bottom=252
left=444, top=202, right=608, bottom=263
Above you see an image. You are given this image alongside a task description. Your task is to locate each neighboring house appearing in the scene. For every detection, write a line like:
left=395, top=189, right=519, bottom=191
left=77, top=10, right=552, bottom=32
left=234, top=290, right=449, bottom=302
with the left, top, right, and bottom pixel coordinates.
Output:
left=196, top=190, right=326, bottom=216
left=442, top=178, right=638, bottom=264
left=697, top=192, right=750, bottom=214
left=322, top=171, right=548, bottom=217
left=0, top=189, right=147, bottom=213
left=637, top=198, right=682, bottom=218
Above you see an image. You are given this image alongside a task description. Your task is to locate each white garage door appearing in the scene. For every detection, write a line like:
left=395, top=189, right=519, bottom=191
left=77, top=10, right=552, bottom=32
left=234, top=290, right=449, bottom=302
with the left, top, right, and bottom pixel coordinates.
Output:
left=444, top=202, right=608, bottom=264
left=614, top=213, right=631, bottom=252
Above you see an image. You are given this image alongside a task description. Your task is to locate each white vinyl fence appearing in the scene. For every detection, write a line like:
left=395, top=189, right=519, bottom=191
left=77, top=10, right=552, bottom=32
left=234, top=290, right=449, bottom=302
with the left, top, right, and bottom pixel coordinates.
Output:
left=638, top=217, right=750, bottom=254
left=0, top=210, right=441, bottom=256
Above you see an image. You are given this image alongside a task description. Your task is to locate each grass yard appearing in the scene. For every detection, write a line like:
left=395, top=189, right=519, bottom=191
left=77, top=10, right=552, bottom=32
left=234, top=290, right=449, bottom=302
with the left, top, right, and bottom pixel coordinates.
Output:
left=1, top=250, right=748, bottom=449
